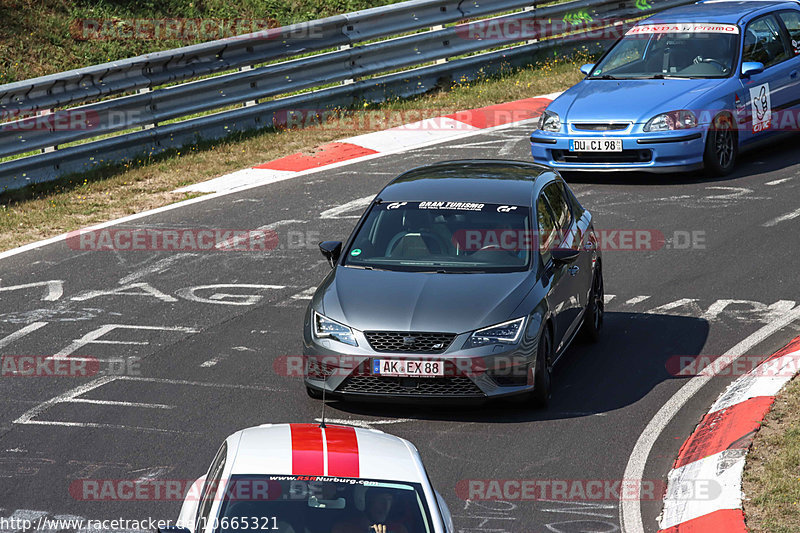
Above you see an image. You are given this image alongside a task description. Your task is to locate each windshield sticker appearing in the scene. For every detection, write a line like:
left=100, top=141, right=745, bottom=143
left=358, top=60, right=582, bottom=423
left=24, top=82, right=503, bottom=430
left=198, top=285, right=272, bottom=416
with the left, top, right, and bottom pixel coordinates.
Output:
left=350, top=248, right=362, bottom=257
left=418, top=201, right=486, bottom=211
left=750, top=83, right=772, bottom=133
left=627, top=24, right=740, bottom=35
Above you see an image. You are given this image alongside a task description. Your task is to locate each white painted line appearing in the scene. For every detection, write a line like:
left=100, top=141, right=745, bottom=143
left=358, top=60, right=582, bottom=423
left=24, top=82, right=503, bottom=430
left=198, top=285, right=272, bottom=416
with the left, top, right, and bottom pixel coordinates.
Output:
left=52, top=324, right=198, bottom=359
left=175, top=168, right=296, bottom=194
left=118, top=253, right=196, bottom=284
left=200, top=356, right=225, bottom=368
left=765, top=177, right=792, bottom=186
left=214, top=219, right=303, bottom=250
left=14, top=376, right=117, bottom=424
left=624, top=296, right=650, bottom=306
left=320, top=195, right=375, bottom=219
left=0, top=280, right=63, bottom=301
left=115, top=375, right=282, bottom=392
left=291, top=287, right=316, bottom=300
left=604, top=294, right=616, bottom=305
left=18, top=419, right=193, bottom=434
left=763, top=206, right=800, bottom=227
left=0, top=322, right=47, bottom=349
left=66, top=398, right=175, bottom=409
left=314, top=417, right=415, bottom=429
left=620, top=303, right=800, bottom=533
left=659, top=449, right=746, bottom=529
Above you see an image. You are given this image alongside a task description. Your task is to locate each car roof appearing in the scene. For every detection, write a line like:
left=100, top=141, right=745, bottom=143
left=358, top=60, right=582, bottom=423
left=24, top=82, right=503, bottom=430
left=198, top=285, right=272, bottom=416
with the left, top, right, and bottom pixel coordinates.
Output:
left=377, top=159, right=555, bottom=205
left=643, top=1, right=798, bottom=24
left=225, top=423, right=427, bottom=483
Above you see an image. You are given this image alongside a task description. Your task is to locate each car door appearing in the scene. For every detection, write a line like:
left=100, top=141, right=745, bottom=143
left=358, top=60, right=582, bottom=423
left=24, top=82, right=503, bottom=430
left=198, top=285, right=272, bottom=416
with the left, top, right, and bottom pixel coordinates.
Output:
left=739, top=13, right=796, bottom=143
left=559, top=182, right=594, bottom=316
left=537, top=185, right=580, bottom=355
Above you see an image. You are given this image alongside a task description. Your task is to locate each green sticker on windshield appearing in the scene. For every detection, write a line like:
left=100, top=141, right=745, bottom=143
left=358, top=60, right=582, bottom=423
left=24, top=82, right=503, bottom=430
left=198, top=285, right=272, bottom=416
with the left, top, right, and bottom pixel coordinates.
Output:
left=350, top=248, right=362, bottom=256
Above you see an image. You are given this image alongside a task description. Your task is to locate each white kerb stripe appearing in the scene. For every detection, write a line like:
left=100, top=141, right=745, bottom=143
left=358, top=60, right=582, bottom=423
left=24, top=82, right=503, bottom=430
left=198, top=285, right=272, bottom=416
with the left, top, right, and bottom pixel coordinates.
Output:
left=659, top=448, right=746, bottom=529
left=710, top=349, right=800, bottom=412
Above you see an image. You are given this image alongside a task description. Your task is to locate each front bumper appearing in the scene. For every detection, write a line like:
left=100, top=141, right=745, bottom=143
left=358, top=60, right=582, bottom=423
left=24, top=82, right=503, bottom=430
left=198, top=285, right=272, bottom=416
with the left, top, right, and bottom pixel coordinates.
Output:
left=530, top=128, right=706, bottom=173
left=303, top=323, right=538, bottom=403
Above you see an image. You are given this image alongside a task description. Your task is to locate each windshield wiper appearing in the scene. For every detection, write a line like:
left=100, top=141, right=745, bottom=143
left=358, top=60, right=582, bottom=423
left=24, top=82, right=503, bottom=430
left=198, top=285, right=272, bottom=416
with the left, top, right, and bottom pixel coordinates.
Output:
left=589, top=74, right=618, bottom=80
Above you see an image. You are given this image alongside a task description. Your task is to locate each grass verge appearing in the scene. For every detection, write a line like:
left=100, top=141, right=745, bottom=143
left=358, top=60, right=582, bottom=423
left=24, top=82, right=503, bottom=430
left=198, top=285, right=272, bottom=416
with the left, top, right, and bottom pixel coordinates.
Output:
left=743, top=372, right=800, bottom=533
left=0, top=56, right=586, bottom=252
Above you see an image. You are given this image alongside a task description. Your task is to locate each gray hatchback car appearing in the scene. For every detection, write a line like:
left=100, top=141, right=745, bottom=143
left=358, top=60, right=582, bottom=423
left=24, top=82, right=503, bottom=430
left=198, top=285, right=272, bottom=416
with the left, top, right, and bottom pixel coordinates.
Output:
left=303, top=160, right=603, bottom=405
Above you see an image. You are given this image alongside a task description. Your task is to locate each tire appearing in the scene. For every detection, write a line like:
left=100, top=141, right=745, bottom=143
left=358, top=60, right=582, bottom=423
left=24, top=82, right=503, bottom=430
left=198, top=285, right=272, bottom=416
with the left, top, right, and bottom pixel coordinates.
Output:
left=306, top=385, right=323, bottom=399
left=531, top=328, right=553, bottom=407
left=580, top=264, right=604, bottom=343
left=703, top=113, right=737, bottom=177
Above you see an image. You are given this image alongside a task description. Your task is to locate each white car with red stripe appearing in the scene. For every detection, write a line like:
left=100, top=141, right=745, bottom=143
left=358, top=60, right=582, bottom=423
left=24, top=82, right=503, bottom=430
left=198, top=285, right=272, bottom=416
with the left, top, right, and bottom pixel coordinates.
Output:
left=166, top=423, right=453, bottom=533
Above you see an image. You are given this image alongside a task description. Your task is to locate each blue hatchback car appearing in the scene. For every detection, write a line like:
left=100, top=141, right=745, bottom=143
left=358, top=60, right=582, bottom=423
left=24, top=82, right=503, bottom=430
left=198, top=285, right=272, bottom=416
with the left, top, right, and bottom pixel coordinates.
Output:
left=530, top=0, right=800, bottom=175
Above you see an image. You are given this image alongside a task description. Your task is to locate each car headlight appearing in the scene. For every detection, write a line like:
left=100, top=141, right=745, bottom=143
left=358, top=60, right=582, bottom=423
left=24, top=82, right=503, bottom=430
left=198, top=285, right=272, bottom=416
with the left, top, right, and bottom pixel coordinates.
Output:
left=644, top=110, right=697, bottom=132
left=463, top=317, right=526, bottom=349
left=313, top=311, right=357, bottom=346
left=538, top=110, right=561, bottom=132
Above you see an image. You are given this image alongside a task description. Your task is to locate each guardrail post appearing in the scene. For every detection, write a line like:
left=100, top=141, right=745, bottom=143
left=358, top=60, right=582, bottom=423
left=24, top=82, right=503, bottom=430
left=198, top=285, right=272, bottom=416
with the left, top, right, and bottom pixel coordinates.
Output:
left=340, top=44, right=355, bottom=85
left=523, top=5, right=538, bottom=45
left=240, top=65, right=258, bottom=106
left=38, top=109, right=57, bottom=153
left=138, top=88, right=157, bottom=130
left=432, top=25, right=448, bottom=64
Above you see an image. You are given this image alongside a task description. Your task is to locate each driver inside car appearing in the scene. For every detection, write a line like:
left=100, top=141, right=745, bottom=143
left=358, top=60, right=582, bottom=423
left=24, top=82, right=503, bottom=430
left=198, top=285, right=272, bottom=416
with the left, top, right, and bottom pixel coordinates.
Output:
left=331, top=488, right=410, bottom=533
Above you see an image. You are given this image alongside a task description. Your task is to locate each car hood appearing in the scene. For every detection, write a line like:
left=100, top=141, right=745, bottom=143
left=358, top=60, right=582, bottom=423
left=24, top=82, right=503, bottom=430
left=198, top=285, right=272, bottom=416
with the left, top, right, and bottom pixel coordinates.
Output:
left=317, top=267, right=535, bottom=334
left=552, top=78, right=727, bottom=124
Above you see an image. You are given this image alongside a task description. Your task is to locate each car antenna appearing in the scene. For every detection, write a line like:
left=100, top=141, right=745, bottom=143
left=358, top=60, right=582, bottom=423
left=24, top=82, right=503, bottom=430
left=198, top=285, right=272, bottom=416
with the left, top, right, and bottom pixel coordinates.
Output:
left=319, top=380, right=327, bottom=429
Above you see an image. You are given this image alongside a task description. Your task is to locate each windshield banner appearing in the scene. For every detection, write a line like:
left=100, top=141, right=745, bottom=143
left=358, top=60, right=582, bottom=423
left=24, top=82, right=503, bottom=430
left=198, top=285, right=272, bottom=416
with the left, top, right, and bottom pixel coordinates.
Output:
left=627, top=23, right=740, bottom=35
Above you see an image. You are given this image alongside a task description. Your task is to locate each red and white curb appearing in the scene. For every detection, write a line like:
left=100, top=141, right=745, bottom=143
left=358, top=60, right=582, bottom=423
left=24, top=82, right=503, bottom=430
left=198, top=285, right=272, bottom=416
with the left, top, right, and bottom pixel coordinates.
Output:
left=658, top=336, right=800, bottom=532
left=176, top=93, right=560, bottom=194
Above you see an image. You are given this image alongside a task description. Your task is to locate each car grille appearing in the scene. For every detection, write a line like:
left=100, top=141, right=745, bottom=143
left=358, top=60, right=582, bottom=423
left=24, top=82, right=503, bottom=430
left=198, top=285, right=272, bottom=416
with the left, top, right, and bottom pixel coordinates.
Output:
left=364, top=331, right=456, bottom=353
left=571, top=122, right=630, bottom=131
left=338, top=376, right=484, bottom=397
left=552, top=149, right=652, bottom=164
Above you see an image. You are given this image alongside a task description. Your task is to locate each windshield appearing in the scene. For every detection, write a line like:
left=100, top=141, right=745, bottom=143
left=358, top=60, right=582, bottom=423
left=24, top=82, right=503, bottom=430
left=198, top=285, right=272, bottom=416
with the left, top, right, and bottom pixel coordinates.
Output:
left=343, top=201, right=532, bottom=273
left=590, top=24, right=740, bottom=79
left=214, top=475, right=434, bottom=533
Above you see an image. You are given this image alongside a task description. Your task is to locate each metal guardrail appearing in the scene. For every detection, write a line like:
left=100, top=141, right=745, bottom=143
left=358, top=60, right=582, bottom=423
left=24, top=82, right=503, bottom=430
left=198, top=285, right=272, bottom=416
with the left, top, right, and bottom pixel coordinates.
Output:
left=0, top=0, right=694, bottom=191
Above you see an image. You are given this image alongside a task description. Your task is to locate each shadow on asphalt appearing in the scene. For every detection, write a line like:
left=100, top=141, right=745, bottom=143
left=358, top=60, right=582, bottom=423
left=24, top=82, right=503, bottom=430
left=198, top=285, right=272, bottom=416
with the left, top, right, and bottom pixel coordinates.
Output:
left=560, top=134, right=800, bottom=186
left=326, top=311, right=709, bottom=423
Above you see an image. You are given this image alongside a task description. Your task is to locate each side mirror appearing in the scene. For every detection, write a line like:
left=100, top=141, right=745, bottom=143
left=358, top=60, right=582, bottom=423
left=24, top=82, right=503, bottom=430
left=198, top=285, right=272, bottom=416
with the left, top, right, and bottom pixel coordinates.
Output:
left=551, top=248, right=581, bottom=265
left=319, top=241, right=342, bottom=268
left=741, top=61, right=764, bottom=78
left=579, top=63, right=595, bottom=76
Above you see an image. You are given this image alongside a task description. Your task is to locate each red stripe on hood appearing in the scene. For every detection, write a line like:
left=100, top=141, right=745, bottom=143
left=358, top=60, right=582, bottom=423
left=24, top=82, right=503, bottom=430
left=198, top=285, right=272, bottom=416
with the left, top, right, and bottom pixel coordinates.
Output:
left=325, top=425, right=360, bottom=477
left=290, top=424, right=325, bottom=476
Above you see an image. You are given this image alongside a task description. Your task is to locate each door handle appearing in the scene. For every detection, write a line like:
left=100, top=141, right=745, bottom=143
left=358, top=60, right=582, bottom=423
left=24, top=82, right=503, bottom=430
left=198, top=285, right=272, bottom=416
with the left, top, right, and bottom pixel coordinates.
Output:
left=791, top=70, right=799, bottom=79
left=568, top=265, right=580, bottom=276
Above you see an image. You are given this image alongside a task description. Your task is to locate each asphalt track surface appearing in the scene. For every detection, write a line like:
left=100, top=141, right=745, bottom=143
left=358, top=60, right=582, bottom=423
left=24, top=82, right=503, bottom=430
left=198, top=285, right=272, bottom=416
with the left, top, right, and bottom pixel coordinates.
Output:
left=0, top=120, right=798, bottom=533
